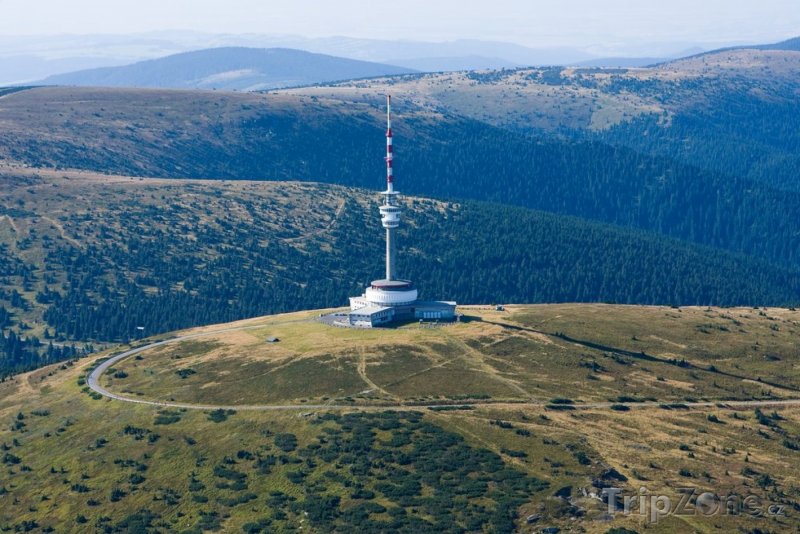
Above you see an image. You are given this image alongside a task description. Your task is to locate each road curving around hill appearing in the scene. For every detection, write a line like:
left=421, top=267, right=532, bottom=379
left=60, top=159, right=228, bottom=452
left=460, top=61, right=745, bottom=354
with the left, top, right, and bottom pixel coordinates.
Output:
left=87, top=323, right=800, bottom=413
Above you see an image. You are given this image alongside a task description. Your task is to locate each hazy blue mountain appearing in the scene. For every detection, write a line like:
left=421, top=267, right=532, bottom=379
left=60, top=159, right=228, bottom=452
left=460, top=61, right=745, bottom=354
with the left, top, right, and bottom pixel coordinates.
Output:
left=319, top=38, right=594, bottom=66
left=385, top=55, right=520, bottom=72
left=0, top=55, right=134, bottom=86
left=674, top=35, right=800, bottom=62
left=2, top=31, right=718, bottom=83
left=756, top=36, right=800, bottom=51
left=575, top=57, right=668, bottom=68
left=38, top=47, right=416, bottom=90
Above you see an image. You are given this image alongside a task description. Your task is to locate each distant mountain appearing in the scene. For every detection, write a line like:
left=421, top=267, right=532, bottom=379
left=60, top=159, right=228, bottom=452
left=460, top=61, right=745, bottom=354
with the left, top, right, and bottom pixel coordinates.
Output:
left=0, top=55, right=134, bottom=86
left=673, top=35, right=800, bottom=62
left=323, top=38, right=594, bottom=67
left=575, top=57, right=668, bottom=68
left=385, top=55, right=520, bottom=72
left=38, top=47, right=416, bottom=90
left=2, top=31, right=721, bottom=84
left=755, top=36, right=800, bottom=51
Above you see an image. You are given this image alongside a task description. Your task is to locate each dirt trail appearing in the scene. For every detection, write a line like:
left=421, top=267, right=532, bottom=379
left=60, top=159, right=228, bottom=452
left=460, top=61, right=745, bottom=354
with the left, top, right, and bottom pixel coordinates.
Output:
left=442, top=330, right=534, bottom=399
left=283, top=199, right=345, bottom=244
left=1, top=214, right=20, bottom=234
left=356, top=347, right=397, bottom=399
left=41, top=215, right=82, bottom=248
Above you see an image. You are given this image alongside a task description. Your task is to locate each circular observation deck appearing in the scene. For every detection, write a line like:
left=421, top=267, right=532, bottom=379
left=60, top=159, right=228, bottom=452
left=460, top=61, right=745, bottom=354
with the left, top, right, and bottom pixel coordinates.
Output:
left=365, top=279, right=418, bottom=306
left=370, top=279, right=414, bottom=290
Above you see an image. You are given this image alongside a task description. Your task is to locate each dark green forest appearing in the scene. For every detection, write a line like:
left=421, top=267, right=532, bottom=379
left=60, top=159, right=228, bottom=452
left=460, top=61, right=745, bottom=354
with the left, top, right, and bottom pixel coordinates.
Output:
left=591, top=76, right=800, bottom=192
left=1, top=88, right=799, bottom=269
left=3, top=186, right=795, bottom=353
left=0, top=314, right=79, bottom=379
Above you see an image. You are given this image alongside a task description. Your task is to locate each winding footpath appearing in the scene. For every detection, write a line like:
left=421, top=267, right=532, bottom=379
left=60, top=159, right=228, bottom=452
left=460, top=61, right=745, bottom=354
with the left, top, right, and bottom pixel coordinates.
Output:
left=88, top=324, right=800, bottom=413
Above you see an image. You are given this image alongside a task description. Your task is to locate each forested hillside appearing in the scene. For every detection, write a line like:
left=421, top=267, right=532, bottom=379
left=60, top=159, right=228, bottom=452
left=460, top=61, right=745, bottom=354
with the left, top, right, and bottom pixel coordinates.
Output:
left=591, top=59, right=800, bottom=192
left=1, top=86, right=799, bottom=270
left=292, top=48, right=800, bottom=191
left=0, top=171, right=797, bottom=368
left=3, top=52, right=800, bottom=375
left=0, top=327, right=79, bottom=379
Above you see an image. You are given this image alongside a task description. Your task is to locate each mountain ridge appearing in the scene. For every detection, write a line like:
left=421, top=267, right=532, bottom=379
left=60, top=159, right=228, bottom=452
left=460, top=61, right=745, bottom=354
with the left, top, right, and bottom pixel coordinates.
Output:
left=38, top=47, right=417, bottom=91
left=656, top=34, right=800, bottom=64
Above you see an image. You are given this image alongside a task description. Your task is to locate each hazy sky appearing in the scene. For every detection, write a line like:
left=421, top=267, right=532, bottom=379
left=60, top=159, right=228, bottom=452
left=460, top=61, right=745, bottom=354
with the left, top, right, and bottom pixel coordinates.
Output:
left=1, top=0, right=798, bottom=48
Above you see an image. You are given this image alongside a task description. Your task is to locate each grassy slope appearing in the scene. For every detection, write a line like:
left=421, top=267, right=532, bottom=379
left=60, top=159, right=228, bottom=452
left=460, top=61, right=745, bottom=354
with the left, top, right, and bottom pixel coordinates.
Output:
left=102, top=304, right=800, bottom=406
left=1, top=304, right=800, bottom=532
left=0, top=87, right=372, bottom=177
left=286, top=49, right=800, bottom=135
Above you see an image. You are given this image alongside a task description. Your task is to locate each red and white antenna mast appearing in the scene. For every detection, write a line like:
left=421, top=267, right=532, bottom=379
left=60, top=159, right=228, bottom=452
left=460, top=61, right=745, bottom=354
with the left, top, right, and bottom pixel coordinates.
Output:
left=379, top=95, right=401, bottom=280
left=386, top=94, right=394, bottom=192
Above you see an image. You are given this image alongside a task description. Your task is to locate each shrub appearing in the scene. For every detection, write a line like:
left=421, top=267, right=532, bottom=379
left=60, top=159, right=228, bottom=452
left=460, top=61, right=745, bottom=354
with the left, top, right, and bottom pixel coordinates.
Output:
left=545, top=404, right=575, bottom=411
left=236, top=450, right=254, bottom=460
left=274, top=433, right=298, bottom=452
left=286, top=471, right=306, bottom=483
left=213, top=465, right=246, bottom=481
left=207, top=409, right=235, bottom=423
left=2, top=453, right=21, bottom=465
left=757, top=473, right=775, bottom=489
left=501, top=448, right=528, bottom=458
left=573, top=451, right=591, bottom=465
left=154, top=411, right=181, bottom=425
left=242, top=519, right=272, bottom=533
left=175, top=368, right=196, bottom=379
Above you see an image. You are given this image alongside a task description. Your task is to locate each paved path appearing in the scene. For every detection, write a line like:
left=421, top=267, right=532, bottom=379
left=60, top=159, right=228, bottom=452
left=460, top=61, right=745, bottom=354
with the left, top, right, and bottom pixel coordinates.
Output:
left=88, top=324, right=800, bottom=413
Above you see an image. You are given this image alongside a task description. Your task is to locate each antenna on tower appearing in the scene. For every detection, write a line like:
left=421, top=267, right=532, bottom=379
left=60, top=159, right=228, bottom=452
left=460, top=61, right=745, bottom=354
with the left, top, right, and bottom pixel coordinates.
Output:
left=379, top=94, right=401, bottom=281
left=385, top=94, right=393, bottom=192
